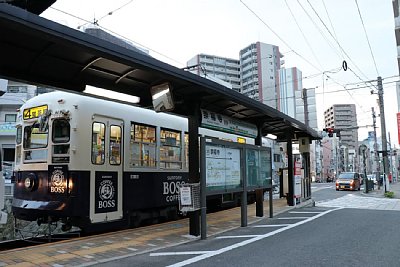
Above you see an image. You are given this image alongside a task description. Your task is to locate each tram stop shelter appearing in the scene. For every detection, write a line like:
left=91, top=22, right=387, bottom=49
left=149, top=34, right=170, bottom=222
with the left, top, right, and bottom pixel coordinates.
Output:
left=0, top=3, right=321, bottom=236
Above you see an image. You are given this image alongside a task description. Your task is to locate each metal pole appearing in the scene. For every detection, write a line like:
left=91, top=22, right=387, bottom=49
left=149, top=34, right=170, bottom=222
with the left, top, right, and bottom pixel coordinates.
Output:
left=377, top=76, right=389, bottom=192
left=372, top=107, right=380, bottom=189
left=388, top=132, right=393, bottom=182
left=200, top=137, right=207, bottom=240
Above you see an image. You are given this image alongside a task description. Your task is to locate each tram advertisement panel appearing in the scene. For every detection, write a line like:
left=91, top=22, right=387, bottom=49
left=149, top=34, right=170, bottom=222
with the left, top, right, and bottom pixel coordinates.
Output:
left=124, top=172, right=189, bottom=210
left=48, top=165, right=68, bottom=194
left=95, top=171, right=118, bottom=213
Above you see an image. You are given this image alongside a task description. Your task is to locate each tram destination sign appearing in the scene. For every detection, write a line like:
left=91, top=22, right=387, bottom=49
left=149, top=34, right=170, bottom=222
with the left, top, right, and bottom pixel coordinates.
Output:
left=23, top=105, right=48, bottom=120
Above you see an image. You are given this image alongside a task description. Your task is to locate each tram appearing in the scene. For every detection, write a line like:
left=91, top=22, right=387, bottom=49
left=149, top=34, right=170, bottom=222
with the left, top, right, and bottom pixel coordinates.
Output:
left=12, top=91, right=256, bottom=232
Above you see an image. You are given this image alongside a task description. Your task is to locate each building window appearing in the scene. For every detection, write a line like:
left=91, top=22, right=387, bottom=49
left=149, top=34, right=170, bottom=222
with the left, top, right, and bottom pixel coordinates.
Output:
left=7, top=86, right=27, bottom=93
left=5, top=114, right=16, bottom=122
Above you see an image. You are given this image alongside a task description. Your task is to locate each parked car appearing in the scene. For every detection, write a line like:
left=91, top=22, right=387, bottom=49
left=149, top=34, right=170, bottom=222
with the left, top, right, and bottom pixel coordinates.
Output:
left=335, top=172, right=361, bottom=191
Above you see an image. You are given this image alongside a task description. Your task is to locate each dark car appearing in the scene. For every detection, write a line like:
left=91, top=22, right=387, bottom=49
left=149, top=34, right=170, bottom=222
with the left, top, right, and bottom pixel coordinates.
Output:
left=336, top=172, right=361, bottom=191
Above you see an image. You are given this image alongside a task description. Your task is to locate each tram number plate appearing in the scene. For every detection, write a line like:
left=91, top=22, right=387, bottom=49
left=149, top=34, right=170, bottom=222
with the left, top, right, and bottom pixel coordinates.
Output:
left=23, top=105, right=48, bottom=120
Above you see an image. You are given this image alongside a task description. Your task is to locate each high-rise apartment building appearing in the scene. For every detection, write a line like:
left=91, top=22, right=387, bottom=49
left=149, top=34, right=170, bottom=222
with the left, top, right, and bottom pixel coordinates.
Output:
left=279, top=68, right=318, bottom=129
left=393, top=0, right=400, bottom=77
left=279, top=67, right=302, bottom=118
left=186, top=54, right=241, bottom=92
left=324, top=104, right=358, bottom=149
left=239, top=42, right=282, bottom=109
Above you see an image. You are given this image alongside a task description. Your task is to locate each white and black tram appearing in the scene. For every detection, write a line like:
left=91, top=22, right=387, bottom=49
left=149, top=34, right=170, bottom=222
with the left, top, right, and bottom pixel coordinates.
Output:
left=12, top=91, right=257, bottom=232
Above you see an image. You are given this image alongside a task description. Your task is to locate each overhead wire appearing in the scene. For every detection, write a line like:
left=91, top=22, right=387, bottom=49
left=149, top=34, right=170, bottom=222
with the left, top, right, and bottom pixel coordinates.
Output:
left=355, top=0, right=380, bottom=76
left=49, top=5, right=185, bottom=67
left=284, top=0, right=324, bottom=70
left=306, top=0, right=377, bottom=90
left=304, top=0, right=379, bottom=117
left=239, top=0, right=323, bottom=73
left=77, top=0, right=134, bottom=29
left=322, top=0, right=344, bottom=59
left=296, top=0, right=343, bottom=60
left=294, top=0, right=368, bottom=114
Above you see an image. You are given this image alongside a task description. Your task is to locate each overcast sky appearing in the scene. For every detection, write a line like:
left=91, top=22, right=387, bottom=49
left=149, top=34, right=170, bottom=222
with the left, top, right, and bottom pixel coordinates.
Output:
left=41, top=0, right=399, bottom=145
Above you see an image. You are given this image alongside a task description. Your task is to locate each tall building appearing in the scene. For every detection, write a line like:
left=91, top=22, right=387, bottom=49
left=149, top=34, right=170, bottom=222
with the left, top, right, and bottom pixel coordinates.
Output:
left=279, top=67, right=301, bottom=118
left=186, top=54, right=241, bottom=92
left=302, top=88, right=318, bottom=129
left=239, top=42, right=282, bottom=109
left=278, top=67, right=318, bottom=129
left=393, top=0, right=400, bottom=78
left=392, top=0, right=400, bottom=145
left=324, top=104, right=358, bottom=150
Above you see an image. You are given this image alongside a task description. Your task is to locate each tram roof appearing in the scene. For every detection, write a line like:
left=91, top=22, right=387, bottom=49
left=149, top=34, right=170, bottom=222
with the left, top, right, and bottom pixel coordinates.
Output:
left=0, top=4, right=321, bottom=142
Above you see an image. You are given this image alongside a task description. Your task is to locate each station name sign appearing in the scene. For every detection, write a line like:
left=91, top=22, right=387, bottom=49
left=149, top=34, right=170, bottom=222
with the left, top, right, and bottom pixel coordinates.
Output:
left=200, top=109, right=257, bottom=138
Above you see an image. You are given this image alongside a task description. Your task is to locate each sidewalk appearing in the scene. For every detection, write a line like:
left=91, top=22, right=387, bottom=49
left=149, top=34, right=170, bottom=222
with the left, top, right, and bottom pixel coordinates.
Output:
left=362, top=180, right=400, bottom=199
left=0, top=197, right=311, bottom=266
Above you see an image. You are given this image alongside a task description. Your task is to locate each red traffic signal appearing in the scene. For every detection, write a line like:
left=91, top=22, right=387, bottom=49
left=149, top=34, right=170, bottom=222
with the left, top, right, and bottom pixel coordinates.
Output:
left=323, top=127, right=335, bottom=137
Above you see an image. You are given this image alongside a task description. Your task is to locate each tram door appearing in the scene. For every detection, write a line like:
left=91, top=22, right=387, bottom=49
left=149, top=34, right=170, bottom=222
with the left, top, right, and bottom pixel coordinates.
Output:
left=90, top=116, right=123, bottom=223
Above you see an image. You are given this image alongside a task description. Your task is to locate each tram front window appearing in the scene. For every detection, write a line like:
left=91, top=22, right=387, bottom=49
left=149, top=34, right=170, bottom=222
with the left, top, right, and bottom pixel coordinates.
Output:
left=23, top=121, right=48, bottom=162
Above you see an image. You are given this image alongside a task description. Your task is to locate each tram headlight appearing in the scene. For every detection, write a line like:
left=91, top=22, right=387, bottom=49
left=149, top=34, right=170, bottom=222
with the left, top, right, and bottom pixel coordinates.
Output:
left=24, top=173, right=37, bottom=191
left=68, top=178, right=74, bottom=194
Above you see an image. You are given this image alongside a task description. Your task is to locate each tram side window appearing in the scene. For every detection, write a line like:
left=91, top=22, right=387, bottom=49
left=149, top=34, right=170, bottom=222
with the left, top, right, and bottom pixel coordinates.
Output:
left=130, top=123, right=156, bottom=167
left=109, top=125, right=121, bottom=165
left=16, top=126, right=22, bottom=164
left=92, top=122, right=105, bottom=165
left=160, top=128, right=182, bottom=169
left=16, top=126, right=22, bottom=144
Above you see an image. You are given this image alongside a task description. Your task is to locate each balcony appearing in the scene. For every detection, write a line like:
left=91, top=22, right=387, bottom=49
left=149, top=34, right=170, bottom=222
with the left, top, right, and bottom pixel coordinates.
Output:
left=396, top=16, right=400, bottom=30
left=0, top=122, right=16, bottom=136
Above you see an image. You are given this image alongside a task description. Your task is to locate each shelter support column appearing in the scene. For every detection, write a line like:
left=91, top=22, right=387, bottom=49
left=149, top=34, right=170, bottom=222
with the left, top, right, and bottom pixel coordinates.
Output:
left=255, top=126, right=264, bottom=217
left=287, top=133, right=294, bottom=206
left=302, top=152, right=311, bottom=199
left=188, top=101, right=200, bottom=236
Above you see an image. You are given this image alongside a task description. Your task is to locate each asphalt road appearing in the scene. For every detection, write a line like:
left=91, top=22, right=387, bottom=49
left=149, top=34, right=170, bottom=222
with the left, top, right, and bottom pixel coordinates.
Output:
left=96, top=184, right=400, bottom=267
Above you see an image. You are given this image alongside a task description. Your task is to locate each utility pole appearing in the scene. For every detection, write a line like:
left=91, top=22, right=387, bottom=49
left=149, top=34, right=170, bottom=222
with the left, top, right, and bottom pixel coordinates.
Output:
left=372, top=107, right=380, bottom=189
left=377, top=76, right=389, bottom=192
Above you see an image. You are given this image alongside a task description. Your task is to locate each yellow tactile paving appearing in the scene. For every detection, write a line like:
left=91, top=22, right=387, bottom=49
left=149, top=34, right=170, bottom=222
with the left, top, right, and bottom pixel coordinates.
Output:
left=0, top=198, right=293, bottom=266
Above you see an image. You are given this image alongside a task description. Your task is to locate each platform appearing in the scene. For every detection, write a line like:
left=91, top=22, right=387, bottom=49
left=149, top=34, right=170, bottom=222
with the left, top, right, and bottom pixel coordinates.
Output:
left=0, top=197, right=311, bottom=266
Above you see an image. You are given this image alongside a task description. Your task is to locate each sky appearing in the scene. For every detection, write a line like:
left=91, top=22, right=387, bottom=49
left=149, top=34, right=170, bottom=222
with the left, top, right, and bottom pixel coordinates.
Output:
left=41, top=0, right=399, bottom=146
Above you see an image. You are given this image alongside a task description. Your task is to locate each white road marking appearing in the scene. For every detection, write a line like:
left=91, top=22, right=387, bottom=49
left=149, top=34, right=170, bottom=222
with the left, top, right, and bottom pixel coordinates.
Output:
left=216, top=235, right=261, bottom=239
left=289, top=211, right=322, bottom=214
left=151, top=251, right=213, bottom=256
left=159, top=208, right=343, bottom=267
left=252, top=224, right=291, bottom=228
left=311, top=186, right=334, bottom=192
left=277, top=217, right=311, bottom=220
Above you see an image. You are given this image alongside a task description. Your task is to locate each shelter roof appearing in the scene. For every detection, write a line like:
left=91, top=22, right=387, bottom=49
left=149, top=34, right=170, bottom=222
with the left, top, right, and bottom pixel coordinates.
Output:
left=0, top=4, right=321, bottom=141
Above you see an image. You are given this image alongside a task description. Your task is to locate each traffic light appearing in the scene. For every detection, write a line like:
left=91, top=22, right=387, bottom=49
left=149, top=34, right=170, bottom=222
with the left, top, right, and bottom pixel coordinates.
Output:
left=323, top=127, right=340, bottom=138
left=323, top=127, right=334, bottom=137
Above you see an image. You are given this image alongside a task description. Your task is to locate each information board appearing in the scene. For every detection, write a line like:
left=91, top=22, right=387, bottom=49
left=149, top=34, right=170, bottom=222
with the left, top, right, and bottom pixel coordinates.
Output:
left=205, top=144, right=241, bottom=190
